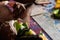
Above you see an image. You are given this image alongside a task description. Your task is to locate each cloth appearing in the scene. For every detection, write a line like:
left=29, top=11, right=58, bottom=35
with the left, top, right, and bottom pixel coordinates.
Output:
left=44, top=0, right=55, bottom=12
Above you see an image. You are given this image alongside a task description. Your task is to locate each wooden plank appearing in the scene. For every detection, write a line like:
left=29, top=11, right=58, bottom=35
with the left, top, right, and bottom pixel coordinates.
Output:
left=35, top=0, right=50, bottom=4
left=30, top=3, right=60, bottom=40
left=32, top=15, right=60, bottom=40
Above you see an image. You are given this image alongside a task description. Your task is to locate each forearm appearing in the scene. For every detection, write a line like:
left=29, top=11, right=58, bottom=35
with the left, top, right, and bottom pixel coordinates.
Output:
left=23, top=8, right=31, bottom=28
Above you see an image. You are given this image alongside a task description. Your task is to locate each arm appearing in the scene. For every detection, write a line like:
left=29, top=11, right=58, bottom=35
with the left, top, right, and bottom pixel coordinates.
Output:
left=23, top=8, right=30, bottom=28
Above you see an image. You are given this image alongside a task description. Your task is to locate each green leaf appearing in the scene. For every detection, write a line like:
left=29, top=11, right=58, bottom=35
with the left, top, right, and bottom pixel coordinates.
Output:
left=53, top=9, right=59, bottom=14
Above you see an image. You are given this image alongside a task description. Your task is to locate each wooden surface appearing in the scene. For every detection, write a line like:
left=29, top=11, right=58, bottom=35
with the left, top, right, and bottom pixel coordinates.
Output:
left=35, top=0, right=50, bottom=4
left=32, top=14, right=60, bottom=40
left=30, top=4, right=60, bottom=40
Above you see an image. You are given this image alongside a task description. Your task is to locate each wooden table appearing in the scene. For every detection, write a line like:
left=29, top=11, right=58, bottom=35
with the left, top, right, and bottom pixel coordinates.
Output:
left=30, top=5, right=60, bottom=40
